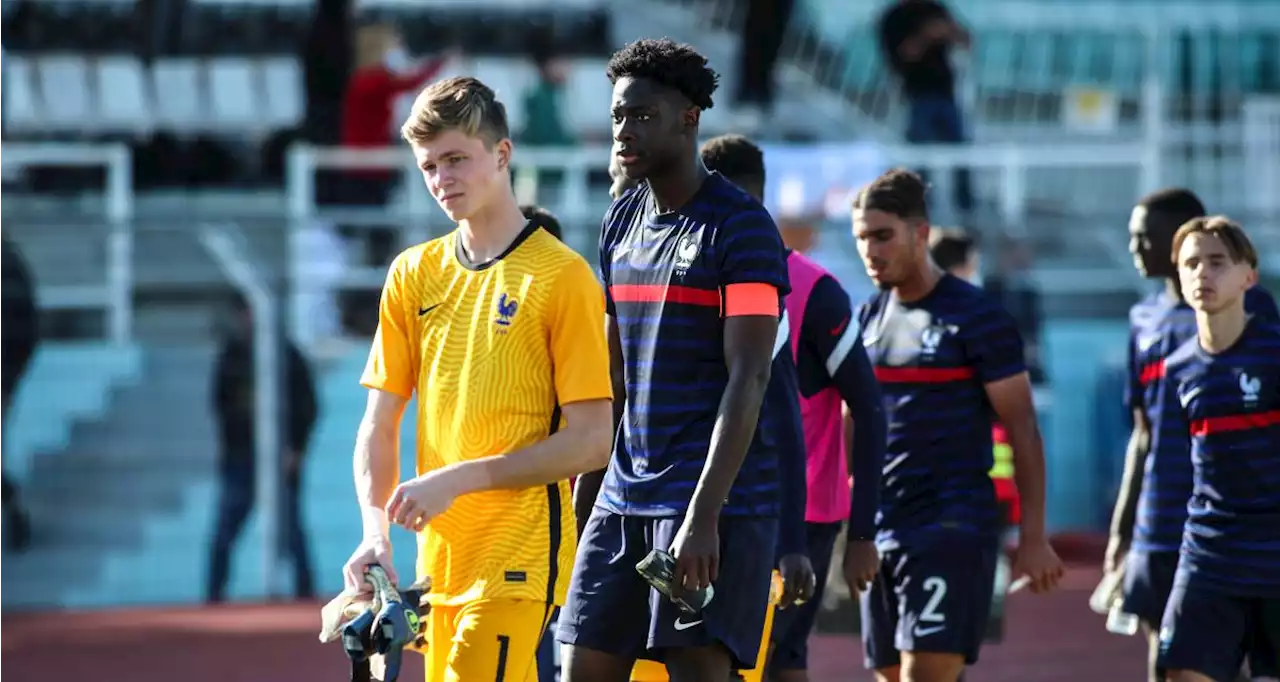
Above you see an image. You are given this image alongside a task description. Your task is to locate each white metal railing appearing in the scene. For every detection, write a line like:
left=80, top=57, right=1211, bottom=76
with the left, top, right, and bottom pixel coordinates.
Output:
left=284, top=139, right=1158, bottom=341
left=199, top=223, right=282, bottom=600
left=1, top=143, right=134, bottom=345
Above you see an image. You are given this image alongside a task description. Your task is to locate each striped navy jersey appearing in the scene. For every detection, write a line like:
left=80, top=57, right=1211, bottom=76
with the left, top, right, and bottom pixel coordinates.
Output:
left=598, top=172, right=792, bottom=517
left=1166, top=317, right=1280, bottom=597
left=858, top=274, right=1025, bottom=550
left=1126, top=287, right=1279, bottom=554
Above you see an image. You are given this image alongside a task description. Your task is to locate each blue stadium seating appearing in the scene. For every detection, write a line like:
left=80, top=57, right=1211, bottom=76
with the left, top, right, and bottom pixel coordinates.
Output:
left=5, top=343, right=144, bottom=482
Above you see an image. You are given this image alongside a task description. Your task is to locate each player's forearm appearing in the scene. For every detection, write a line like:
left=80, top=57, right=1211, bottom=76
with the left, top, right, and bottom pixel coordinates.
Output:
left=1109, top=421, right=1151, bottom=543
left=1006, top=417, right=1050, bottom=540
left=690, top=367, right=771, bottom=521
left=445, top=422, right=613, bottom=495
left=354, top=418, right=401, bottom=539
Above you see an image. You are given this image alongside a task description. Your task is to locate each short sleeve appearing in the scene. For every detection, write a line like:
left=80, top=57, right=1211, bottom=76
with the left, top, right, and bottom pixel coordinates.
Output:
left=360, top=254, right=417, bottom=398
left=549, top=257, right=614, bottom=405
left=963, top=301, right=1027, bottom=384
left=599, top=212, right=617, bottom=316
left=1123, top=331, right=1140, bottom=412
left=714, top=208, right=790, bottom=296
left=800, top=276, right=857, bottom=368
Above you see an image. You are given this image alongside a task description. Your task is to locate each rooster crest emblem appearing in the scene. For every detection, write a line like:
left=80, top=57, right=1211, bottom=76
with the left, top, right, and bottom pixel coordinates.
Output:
left=674, top=235, right=700, bottom=275
left=495, top=293, right=520, bottom=328
left=1240, top=372, right=1261, bottom=405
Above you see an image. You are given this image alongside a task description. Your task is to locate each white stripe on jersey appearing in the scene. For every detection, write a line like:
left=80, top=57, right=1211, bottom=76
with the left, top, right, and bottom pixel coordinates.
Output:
left=773, top=310, right=791, bottom=359
left=825, top=319, right=860, bottom=377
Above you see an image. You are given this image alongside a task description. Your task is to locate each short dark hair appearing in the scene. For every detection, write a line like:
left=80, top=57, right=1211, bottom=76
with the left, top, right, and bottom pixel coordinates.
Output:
left=1137, top=188, right=1206, bottom=228
left=1171, top=215, right=1257, bottom=269
left=852, top=168, right=929, bottom=221
left=605, top=38, right=719, bottom=110
left=521, top=204, right=562, bottom=241
left=700, top=134, right=765, bottom=188
left=928, top=228, right=977, bottom=271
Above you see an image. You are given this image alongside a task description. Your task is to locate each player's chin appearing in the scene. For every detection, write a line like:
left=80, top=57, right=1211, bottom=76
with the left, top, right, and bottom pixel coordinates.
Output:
left=868, top=272, right=896, bottom=290
left=619, top=161, right=650, bottom=180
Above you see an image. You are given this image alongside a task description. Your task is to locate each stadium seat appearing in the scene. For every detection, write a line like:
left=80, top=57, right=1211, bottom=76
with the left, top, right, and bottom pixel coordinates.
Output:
left=470, top=57, right=539, bottom=134
left=259, top=57, right=305, bottom=131
left=2, top=54, right=45, bottom=135
left=35, top=55, right=97, bottom=135
left=207, top=58, right=263, bottom=134
left=561, top=58, right=610, bottom=138
left=150, top=58, right=209, bottom=135
left=96, top=56, right=154, bottom=137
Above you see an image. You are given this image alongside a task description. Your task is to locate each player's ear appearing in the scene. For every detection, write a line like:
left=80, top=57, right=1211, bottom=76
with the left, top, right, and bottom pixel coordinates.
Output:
left=683, top=106, right=701, bottom=131
left=495, top=138, right=513, bottom=171
left=915, top=220, right=931, bottom=246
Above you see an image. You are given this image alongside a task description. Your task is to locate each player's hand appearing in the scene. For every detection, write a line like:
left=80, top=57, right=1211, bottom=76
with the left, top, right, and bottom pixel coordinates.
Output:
left=670, top=513, right=719, bottom=595
left=842, top=540, right=879, bottom=593
left=1012, top=536, right=1065, bottom=594
left=777, top=553, right=816, bottom=609
left=1104, top=534, right=1129, bottom=575
left=386, top=470, right=461, bottom=533
left=343, top=536, right=397, bottom=594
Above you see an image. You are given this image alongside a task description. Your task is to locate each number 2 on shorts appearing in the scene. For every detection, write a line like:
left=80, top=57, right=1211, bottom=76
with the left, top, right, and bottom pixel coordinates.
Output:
left=920, top=576, right=948, bottom=624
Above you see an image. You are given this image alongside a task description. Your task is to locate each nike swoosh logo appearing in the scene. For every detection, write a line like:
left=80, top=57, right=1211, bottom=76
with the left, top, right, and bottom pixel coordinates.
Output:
left=419, top=303, right=441, bottom=316
left=673, top=618, right=703, bottom=631
left=912, top=625, right=946, bottom=637
left=831, top=315, right=850, bottom=337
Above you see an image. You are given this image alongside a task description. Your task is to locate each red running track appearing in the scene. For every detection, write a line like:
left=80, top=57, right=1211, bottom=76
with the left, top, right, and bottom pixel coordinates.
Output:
left=2, top=565, right=1143, bottom=682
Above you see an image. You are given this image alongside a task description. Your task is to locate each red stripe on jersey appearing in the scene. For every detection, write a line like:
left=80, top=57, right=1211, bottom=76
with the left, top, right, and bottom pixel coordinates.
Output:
left=610, top=284, right=721, bottom=307
left=1190, top=409, right=1280, bottom=435
left=874, top=366, right=976, bottom=383
left=1139, top=360, right=1166, bottom=385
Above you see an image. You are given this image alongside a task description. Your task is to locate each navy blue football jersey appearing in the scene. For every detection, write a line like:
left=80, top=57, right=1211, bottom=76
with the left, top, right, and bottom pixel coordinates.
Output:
left=1165, top=317, right=1280, bottom=597
left=1126, top=287, right=1279, bottom=554
left=598, top=173, right=792, bottom=517
left=858, top=274, right=1026, bottom=550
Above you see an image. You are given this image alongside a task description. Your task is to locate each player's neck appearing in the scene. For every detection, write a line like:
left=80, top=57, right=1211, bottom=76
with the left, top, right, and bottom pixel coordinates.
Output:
left=457, top=196, right=527, bottom=264
left=1163, top=277, right=1184, bottom=302
left=647, top=159, right=709, bottom=214
left=1197, top=303, right=1248, bottom=354
left=895, top=262, right=944, bottom=303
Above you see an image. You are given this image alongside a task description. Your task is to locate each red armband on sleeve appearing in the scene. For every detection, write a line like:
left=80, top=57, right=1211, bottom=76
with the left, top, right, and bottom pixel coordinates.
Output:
left=722, top=283, right=780, bottom=317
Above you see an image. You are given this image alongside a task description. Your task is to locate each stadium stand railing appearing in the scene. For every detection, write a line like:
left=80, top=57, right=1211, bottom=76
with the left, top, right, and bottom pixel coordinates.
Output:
left=0, top=133, right=1265, bottom=609
left=1, top=143, right=135, bottom=345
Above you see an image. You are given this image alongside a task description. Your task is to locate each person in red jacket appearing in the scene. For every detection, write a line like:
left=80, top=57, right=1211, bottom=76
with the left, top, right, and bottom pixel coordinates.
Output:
left=341, top=23, right=453, bottom=153
left=329, top=23, right=455, bottom=333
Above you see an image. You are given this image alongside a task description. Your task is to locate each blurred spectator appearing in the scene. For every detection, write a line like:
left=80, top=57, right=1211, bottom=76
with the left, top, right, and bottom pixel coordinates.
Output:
left=984, top=237, right=1046, bottom=384
left=208, top=295, right=319, bottom=603
left=878, top=0, right=973, bottom=212
left=520, top=48, right=575, bottom=148
left=340, top=22, right=451, bottom=156
left=735, top=0, right=797, bottom=130
left=2, top=236, right=36, bottom=552
left=927, top=225, right=981, bottom=284
left=302, top=0, right=355, bottom=145
left=329, top=22, right=452, bottom=333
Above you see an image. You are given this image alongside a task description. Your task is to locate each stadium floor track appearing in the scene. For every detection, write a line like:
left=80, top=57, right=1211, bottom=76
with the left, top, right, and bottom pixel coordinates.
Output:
left=5, top=560, right=1143, bottom=681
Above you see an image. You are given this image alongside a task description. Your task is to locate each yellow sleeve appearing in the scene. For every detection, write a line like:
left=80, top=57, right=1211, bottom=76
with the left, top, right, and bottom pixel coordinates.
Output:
left=547, top=256, right=613, bottom=405
left=360, top=254, right=416, bottom=398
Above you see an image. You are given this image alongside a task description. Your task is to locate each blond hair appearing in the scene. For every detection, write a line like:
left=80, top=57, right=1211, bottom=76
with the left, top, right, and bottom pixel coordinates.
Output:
left=1171, top=215, right=1258, bottom=269
left=400, top=77, right=510, bottom=146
